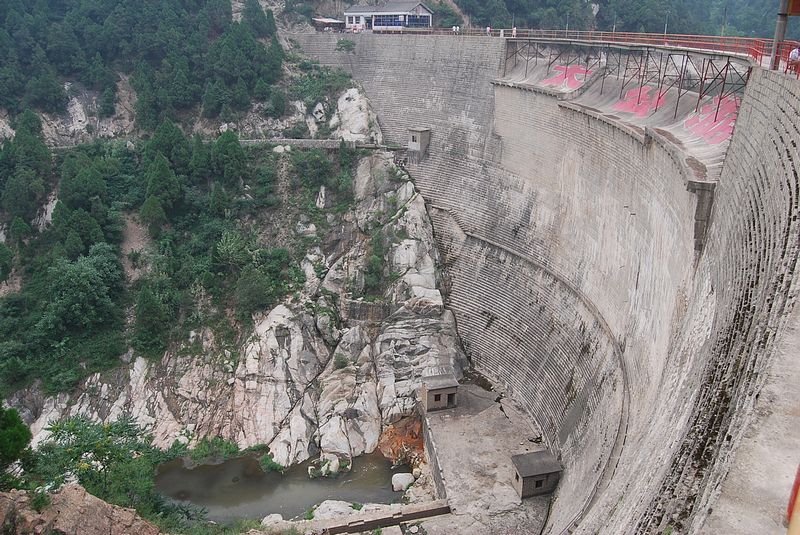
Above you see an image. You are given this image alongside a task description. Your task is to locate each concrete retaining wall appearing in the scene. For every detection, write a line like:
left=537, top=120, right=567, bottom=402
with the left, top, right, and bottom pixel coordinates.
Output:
left=420, top=412, right=448, bottom=500
left=293, top=33, right=800, bottom=534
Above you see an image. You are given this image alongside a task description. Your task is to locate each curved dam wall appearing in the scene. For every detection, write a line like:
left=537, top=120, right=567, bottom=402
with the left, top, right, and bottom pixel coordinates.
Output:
left=293, top=34, right=800, bottom=533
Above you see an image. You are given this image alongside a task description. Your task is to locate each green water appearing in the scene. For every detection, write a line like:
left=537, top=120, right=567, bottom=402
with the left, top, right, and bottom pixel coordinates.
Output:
left=154, top=452, right=406, bottom=523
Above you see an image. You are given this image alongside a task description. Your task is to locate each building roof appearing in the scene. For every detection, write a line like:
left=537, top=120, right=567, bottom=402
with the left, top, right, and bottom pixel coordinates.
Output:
left=408, top=127, right=431, bottom=132
left=422, top=374, right=459, bottom=390
left=312, top=17, right=345, bottom=24
left=344, top=2, right=432, bottom=15
left=511, top=451, right=563, bottom=477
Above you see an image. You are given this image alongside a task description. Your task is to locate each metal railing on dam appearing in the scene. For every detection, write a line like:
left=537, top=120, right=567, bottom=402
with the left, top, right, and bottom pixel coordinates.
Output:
left=366, top=27, right=800, bottom=76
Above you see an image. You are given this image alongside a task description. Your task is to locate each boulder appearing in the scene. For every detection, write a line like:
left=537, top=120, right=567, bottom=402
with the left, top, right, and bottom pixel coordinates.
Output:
left=260, top=513, right=283, bottom=526
left=392, top=472, right=416, bottom=492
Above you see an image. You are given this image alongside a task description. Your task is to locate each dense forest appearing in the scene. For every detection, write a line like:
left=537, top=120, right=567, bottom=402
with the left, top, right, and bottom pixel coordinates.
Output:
left=0, top=110, right=358, bottom=395
left=453, top=0, right=790, bottom=38
left=0, top=0, right=283, bottom=125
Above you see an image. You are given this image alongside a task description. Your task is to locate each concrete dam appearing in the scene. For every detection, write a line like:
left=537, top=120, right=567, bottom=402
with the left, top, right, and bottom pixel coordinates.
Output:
left=293, top=33, right=800, bottom=534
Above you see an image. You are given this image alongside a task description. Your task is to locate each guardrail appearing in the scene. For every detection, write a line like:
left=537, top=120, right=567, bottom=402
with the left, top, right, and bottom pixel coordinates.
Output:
left=367, top=27, right=800, bottom=75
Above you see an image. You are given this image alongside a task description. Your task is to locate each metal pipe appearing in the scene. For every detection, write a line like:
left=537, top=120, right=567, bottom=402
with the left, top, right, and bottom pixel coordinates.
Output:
left=771, top=0, right=790, bottom=70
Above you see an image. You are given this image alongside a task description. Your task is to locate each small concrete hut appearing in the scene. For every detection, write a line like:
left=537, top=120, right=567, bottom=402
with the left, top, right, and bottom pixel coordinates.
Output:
left=511, top=451, right=563, bottom=498
left=420, top=374, right=459, bottom=412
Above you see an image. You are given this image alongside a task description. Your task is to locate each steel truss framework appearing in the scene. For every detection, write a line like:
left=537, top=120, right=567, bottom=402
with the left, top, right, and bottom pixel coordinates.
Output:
left=502, top=40, right=752, bottom=120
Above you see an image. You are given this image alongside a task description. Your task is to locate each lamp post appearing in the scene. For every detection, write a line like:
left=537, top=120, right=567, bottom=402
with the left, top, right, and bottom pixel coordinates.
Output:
left=771, top=0, right=790, bottom=70
left=664, top=9, right=670, bottom=36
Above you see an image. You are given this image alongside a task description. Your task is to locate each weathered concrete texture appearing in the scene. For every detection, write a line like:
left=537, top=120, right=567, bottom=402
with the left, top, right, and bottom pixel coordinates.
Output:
left=646, top=66, right=800, bottom=535
left=293, top=32, right=800, bottom=535
left=420, top=384, right=549, bottom=534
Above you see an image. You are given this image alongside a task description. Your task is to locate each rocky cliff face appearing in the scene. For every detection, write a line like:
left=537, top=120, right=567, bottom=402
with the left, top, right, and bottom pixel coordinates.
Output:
left=11, top=149, right=466, bottom=471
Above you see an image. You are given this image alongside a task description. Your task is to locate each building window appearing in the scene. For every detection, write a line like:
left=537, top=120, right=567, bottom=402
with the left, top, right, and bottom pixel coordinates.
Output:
left=407, top=14, right=431, bottom=28
left=515, top=473, right=519, bottom=482
left=535, top=479, right=544, bottom=488
left=434, top=394, right=441, bottom=402
left=412, top=135, right=417, bottom=143
left=374, top=14, right=402, bottom=27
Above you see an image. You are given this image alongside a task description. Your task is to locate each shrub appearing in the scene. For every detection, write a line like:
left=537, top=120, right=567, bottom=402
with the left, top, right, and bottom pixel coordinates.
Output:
left=334, top=354, right=349, bottom=370
left=335, top=39, right=356, bottom=53
left=259, top=452, right=284, bottom=473
left=189, top=436, right=240, bottom=462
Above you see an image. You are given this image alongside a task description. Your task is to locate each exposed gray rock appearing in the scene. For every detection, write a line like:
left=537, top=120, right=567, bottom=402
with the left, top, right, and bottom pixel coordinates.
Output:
left=392, top=473, right=415, bottom=491
left=260, top=513, right=283, bottom=527
left=12, top=152, right=466, bottom=476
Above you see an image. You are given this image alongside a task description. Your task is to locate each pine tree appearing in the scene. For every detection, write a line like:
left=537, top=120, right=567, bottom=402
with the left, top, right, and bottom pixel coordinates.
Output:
left=231, top=77, right=250, bottom=111
left=133, top=285, right=170, bottom=355
left=145, top=153, right=180, bottom=208
left=201, top=80, right=226, bottom=118
left=189, top=135, right=212, bottom=185
left=99, top=87, right=115, bottom=118
left=63, top=229, right=85, bottom=259
left=212, top=131, right=247, bottom=186
left=139, top=195, right=167, bottom=237
left=243, top=0, right=271, bottom=38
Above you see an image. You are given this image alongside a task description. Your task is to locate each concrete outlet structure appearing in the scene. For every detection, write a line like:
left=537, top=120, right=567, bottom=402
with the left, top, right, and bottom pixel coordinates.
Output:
left=511, top=451, right=563, bottom=498
left=420, top=374, right=458, bottom=412
left=407, top=127, right=431, bottom=164
left=294, top=32, right=800, bottom=535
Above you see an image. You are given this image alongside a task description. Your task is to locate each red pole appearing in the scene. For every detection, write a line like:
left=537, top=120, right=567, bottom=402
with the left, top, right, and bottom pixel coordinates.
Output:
left=789, top=465, right=800, bottom=533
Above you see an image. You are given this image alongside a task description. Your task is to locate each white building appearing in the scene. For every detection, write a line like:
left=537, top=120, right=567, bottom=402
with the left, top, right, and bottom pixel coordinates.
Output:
left=344, top=1, right=433, bottom=31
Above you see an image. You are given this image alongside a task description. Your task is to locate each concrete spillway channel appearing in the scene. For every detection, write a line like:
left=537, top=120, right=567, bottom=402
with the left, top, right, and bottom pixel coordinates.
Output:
left=292, top=31, right=800, bottom=534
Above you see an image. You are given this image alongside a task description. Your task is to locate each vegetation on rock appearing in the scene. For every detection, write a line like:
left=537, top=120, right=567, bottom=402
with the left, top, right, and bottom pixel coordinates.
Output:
left=0, top=113, right=366, bottom=394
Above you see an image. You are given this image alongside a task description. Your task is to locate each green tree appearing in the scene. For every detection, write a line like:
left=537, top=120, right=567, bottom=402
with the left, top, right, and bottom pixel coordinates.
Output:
left=145, top=153, right=180, bottom=208
left=243, top=0, right=272, bottom=38
left=60, top=166, right=107, bottom=211
left=0, top=401, right=31, bottom=470
left=139, top=195, right=167, bottom=237
left=8, top=110, right=50, bottom=177
left=133, top=285, right=170, bottom=355
left=265, top=9, right=278, bottom=36
left=235, top=264, right=276, bottom=315
left=212, top=131, right=247, bottom=186
left=37, top=243, right=123, bottom=335
left=63, top=229, right=85, bottom=260
left=363, top=232, right=386, bottom=296
left=201, top=79, right=227, bottom=118
left=291, top=149, right=333, bottom=190
left=99, top=87, right=115, bottom=118
left=23, top=70, right=67, bottom=114
left=189, top=134, right=212, bottom=184
left=145, top=120, right=191, bottom=175
left=268, top=89, right=286, bottom=118
left=215, top=229, right=249, bottom=272
left=231, top=77, right=250, bottom=111
left=65, top=209, right=104, bottom=251
left=253, top=79, right=270, bottom=101
left=35, top=415, right=152, bottom=499
left=0, top=244, right=12, bottom=282
left=8, top=217, right=31, bottom=246
left=3, top=166, right=45, bottom=221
